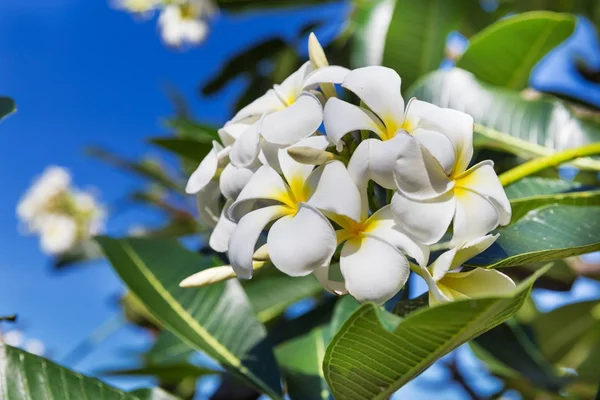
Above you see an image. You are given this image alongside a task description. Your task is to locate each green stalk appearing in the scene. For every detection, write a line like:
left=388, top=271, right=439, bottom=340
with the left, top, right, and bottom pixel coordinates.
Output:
left=499, top=143, right=600, bottom=187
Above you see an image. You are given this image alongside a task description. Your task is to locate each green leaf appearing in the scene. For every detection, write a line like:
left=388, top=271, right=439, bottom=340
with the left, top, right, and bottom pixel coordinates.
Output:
left=0, top=97, right=16, bottom=122
left=383, top=0, right=464, bottom=90
left=163, top=117, right=219, bottom=142
left=276, top=328, right=331, bottom=400
left=245, top=271, right=323, bottom=324
left=456, top=11, right=576, bottom=90
left=473, top=320, right=565, bottom=391
left=104, top=363, right=219, bottom=384
left=505, top=177, right=584, bottom=199
left=467, top=205, right=600, bottom=268
left=323, top=265, right=550, bottom=400
left=532, top=300, right=600, bottom=364
left=149, top=137, right=213, bottom=163
left=96, top=237, right=283, bottom=399
left=407, top=68, right=600, bottom=169
left=510, top=191, right=600, bottom=222
left=328, top=296, right=360, bottom=336
left=53, top=239, right=103, bottom=270
left=146, top=331, right=195, bottom=365
left=0, top=344, right=147, bottom=399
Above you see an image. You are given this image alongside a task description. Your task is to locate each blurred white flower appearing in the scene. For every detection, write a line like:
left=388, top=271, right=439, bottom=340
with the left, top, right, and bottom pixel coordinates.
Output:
left=24, top=339, right=45, bottom=356
left=39, top=214, right=78, bottom=255
left=17, top=166, right=71, bottom=228
left=159, top=1, right=214, bottom=47
left=3, top=330, right=24, bottom=347
left=419, top=235, right=515, bottom=305
left=115, top=0, right=160, bottom=14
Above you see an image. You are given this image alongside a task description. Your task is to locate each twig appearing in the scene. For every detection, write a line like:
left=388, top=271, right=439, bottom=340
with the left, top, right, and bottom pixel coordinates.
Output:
left=0, top=315, right=17, bottom=323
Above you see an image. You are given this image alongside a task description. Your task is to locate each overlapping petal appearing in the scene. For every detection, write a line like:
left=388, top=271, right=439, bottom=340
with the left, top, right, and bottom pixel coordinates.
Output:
left=209, top=201, right=237, bottom=253
left=230, top=121, right=261, bottom=167
left=453, top=189, right=500, bottom=244
left=261, top=92, right=323, bottom=145
left=186, top=141, right=226, bottom=194
left=323, top=98, right=386, bottom=145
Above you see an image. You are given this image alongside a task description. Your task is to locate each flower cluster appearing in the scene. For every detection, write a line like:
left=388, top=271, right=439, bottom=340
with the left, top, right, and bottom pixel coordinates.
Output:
left=2, top=329, right=45, bottom=356
left=17, top=166, right=105, bottom=255
left=183, top=34, right=515, bottom=305
left=114, top=0, right=216, bottom=47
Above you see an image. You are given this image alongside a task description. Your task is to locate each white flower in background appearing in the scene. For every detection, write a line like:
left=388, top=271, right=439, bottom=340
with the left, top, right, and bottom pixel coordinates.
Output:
left=327, top=204, right=429, bottom=305
left=2, top=330, right=46, bottom=356
left=17, top=166, right=71, bottom=229
left=159, top=1, right=216, bottom=47
left=227, top=136, right=360, bottom=279
left=3, top=330, right=24, bottom=347
left=24, top=339, right=45, bottom=356
left=229, top=61, right=349, bottom=167
left=39, top=214, right=78, bottom=255
left=324, top=66, right=468, bottom=191
left=392, top=123, right=511, bottom=245
left=419, top=235, right=515, bottom=305
left=115, top=0, right=160, bottom=14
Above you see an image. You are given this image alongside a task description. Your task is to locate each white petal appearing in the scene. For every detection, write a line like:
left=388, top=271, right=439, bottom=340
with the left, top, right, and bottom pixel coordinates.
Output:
left=340, top=236, right=410, bottom=304
left=451, top=234, right=499, bottom=268
left=261, top=92, right=323, bottom=145
left=278, top=146, right=316, bottom=188
left=420, top=266, right=451, bottom=304
left=186, top=141, right=223, bottom=194
left=365, top=205, right=430, bottom=267
left=453, top=189, right=500, bottom=244
left=323, top=97, right=386, bottom=145
left=391, top=191, right=455, bottom=245
left=275, top=62, right=313, bottom=103
left=302, top=66, right=350, bottom=89
left=413, top=130, right=456, bottom=176
left=209, top=201, right=237, bottom=253
left=306, top=160, right=362, bottom=221
left=267, top=204, right=336, bottom=277
left=440, top=268, right=516, bottom=299
left=456, top=161, right=512, bottom=226
left=362, top=135, right=406, bottom=189
left=232, top=89, right=283, bottom=122
left=218, top=118, right=257, bottom=146
left=228, top=205, right=287, bottom=279
left=394, top=134, right=454, bottom=200
left=342, top=66, right=405, bottom=127
left=228, top=165, right=290, bottom=221
left=230, top=121, right=261, bottom=167
left=258, top=140, right=284, bottom=173
left=430, top=247, right=459, bottom=282
left=312, top=263, right=348, bottom=295
left=219, top=162, right=256, bottom=200
left=405, top=99, right=474, bottom=175
left=196, top=181, right=221, bottom=228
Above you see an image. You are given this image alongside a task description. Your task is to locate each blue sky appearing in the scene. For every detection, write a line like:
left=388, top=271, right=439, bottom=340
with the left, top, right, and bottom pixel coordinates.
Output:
left=1, top=1, right=600, bottom=398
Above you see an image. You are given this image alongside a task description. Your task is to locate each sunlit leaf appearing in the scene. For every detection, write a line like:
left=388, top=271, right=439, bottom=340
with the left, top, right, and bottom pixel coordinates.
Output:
left=408, top=68, right=600, bottom=169
left=456, top=11, right=576, bottom=90
left=468, top=205, right=600, bottom=268
left=323, top=265, right=549, bottom=399
left=104, top=363, right=219, bottom=384
left=383, top=0, right=465, bottom=89
left=510, top=191, right=600, bottom=222
left=97, top=237, right=283, bottom=399
left=505, top=177, right=585, bottom=199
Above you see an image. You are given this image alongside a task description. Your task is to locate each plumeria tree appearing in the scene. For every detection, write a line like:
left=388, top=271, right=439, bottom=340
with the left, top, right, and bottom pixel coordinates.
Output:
left=3, top=1, right=600, bottom=400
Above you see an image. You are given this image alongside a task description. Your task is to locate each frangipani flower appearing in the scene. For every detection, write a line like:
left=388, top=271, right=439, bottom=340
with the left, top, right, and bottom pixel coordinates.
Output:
left=159, top=1, right=214, bottom=47
left=419, top=235, right=515, bottom=305
left=328, top=205, right=429, bottom=304
left=392, top=129, right=511, bottom=245
left=324, top=66, right=459, bottom=190
left=39, top=214, right=78, bottom=255
left=227, top=136, right=361, bottom=279
left=229, top=61, right=349, bottom=167
left=115, top=0, right=160, bottom=14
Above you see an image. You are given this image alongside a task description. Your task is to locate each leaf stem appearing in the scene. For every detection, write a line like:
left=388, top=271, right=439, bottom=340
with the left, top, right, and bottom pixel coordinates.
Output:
left=499, top=143, right=600, bottom=187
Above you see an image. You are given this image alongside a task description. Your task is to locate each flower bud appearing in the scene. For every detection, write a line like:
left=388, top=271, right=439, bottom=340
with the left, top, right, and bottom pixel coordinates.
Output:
left=308, top=32, right=329, bottom=69
left=179, top=261, right=268, bottom=288
left=253, top=244, right=270, bottom=262
left=287, top=146, right=335, bottom=165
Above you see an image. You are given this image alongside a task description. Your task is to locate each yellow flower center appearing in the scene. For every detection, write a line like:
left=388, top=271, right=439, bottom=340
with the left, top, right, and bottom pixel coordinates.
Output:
left=327, top=213, right=379, bottom=245
left=271, top=174, right=311, bottom=216
left=380, top=116, right=415, bottom=141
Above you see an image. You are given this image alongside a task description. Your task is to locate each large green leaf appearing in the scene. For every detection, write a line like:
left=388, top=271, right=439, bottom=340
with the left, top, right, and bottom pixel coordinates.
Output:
left=322, top=265, right=549, bottom=399
left=0, top=344, right=167, bottom=400
left=532, top=300, right=600, bottom=364
left=505, top=177, right=584, bottom=199
left=510, top=191, right=600, bottom=222
left=0, top=97, right=15, bottom=122
left=245, top=271, right=323, bottom=323
left=97, top=237, right=283, bottom=399
left=456, top=11, right=576, bottom=90
left=467, top=205, right=600, bottom=268
left=407, top=68, right=600, bottom=169
left=473, top=320, right=564, bottom=391
left=104, top=363, right=218, bottom=384
left=382, top=0, right=464, bottom=90
left=146, top=331, right=195, bottom=364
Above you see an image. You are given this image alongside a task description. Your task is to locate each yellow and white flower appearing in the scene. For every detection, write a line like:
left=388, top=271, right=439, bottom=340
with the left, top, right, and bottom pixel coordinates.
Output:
left=419, top=235, right=516, bottom=305
left=159, top=1, right=215, bottom=47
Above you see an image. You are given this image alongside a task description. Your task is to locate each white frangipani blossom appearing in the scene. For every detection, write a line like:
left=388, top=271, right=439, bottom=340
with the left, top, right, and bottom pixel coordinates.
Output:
left=324, top=66, right=463, bottom=191
left=39, top=214, right=78, bottom=255
left=419, top=235, right=515, bottom=305
left=159, top=1, right=215, bottom=47
left=391, top=120, right=511, bottom=245
left=115, top=0, right=160, bottom=14
left=229, top=61, right=350, bottom=167
left=227, top=136, right=359, bottom=279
